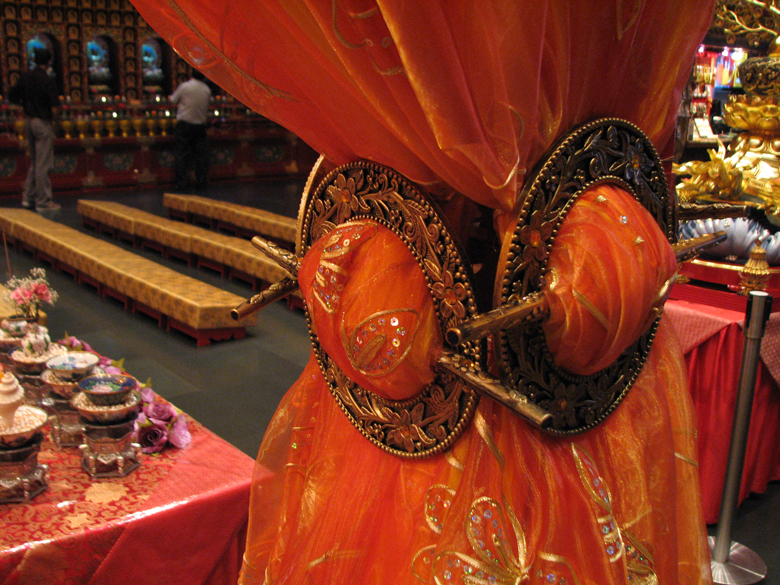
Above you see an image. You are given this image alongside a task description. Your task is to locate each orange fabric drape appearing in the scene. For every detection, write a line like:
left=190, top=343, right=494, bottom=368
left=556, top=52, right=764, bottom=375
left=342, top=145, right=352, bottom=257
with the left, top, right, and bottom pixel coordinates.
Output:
left=130, top=0, right=710, bottom=223
left=126, top=1, right=716, bottom=584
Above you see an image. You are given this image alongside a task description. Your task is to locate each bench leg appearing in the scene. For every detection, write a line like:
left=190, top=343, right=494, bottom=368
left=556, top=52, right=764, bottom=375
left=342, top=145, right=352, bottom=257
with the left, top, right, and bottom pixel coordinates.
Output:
left=131, top=301, right=167, bottom=328
left=103, top=286, right=132, bottom=310
left=167, top=318, right=247, bottom=347
left=77, top=273, right=104, bottom=295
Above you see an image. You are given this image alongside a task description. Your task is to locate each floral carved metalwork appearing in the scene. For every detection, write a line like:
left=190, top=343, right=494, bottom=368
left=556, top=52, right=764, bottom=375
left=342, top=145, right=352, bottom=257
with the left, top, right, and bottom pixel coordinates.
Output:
left=496, top=119, right=673, bottom=434
left=711, top=0, right=780, bottom=48
left=298, top=160, right=482, bottom=457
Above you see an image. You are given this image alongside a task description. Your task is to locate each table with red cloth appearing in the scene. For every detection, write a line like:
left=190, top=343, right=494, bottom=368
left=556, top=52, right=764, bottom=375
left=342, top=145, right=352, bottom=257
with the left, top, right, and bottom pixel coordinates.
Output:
left=665, top=298, right=780, bottom=524
left=0, top=415, right=255, bottom=584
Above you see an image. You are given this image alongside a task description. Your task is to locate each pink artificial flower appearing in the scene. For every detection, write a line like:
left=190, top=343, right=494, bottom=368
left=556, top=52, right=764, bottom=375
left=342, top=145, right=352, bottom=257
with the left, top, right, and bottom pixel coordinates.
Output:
left=103, top=365, right=122, bottom=375
left=168, top=415, right=192, bottom=449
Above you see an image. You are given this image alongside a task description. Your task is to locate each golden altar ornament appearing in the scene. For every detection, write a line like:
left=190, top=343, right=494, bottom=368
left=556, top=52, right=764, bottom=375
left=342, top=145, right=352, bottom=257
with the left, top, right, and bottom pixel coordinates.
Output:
left=60, top=119, right=73, bottom=140
left=13, top=119, right=24, bottom=142
left=735, top=244, right=772, bottom=294
left=676, top=1, right=780, bottom=225
left=90, top=117, right=104, bottom=139
left=104, top=118, right=117, bottom=138
left=76, top=117, right=89, bottom=139
left=131, top=117, right=144, bottom=137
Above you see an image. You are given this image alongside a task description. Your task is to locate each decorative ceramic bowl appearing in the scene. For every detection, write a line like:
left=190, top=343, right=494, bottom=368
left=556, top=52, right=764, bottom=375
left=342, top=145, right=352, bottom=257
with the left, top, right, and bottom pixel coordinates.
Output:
left=0, top=405, right=48, bottom=448
left=0, top=318, right=29, bottom=339
left=41, top=368, right=78, bottom=399
left=9, top=343, right=66, bottom=376
left=46, top=351, right=100, bottom=382
left=0, top=334, right=21, bottom=366
left=78, top=374, right=136, bottom=407
left=72, top=390, right=141, bottom=424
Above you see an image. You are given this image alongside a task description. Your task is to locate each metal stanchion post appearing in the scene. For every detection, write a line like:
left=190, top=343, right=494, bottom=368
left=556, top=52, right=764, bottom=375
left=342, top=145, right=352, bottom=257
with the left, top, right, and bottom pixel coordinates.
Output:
left=709, top=290, right=772, bottom=585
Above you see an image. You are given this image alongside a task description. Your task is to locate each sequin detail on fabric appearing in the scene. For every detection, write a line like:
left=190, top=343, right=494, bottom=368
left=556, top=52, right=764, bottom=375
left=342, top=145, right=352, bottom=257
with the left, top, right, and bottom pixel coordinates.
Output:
left=312, top=222, right=378, bottom=313
left=345, top=309, right=420, bottom=377
left=572, top=444, right=658, bottom=584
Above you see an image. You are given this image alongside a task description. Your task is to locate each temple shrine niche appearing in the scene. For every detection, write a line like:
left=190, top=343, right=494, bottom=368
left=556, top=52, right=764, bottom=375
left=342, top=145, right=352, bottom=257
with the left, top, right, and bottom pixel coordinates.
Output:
left=86, top=35, right=115, bottom=97
left=141, top=37, right=165, bottom=95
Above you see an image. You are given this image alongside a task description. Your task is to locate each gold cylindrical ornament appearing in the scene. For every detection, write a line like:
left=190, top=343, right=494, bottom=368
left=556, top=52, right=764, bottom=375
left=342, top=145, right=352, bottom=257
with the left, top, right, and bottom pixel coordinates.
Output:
left=737, top=245, right=771, bottom=295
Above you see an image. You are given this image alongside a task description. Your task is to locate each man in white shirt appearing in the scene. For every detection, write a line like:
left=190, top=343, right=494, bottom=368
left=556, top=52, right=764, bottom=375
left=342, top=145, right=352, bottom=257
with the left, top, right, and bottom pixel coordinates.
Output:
left=170, top=69, right=211, bottom=191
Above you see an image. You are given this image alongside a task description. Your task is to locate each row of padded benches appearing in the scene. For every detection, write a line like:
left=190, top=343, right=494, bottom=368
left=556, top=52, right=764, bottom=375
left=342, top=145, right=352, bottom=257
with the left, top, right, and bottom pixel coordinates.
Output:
left=0, top=208, right=258, bottom=347
left=162, top=193, right=298, bottom=249
left=77, top=200, right=294, bottom=297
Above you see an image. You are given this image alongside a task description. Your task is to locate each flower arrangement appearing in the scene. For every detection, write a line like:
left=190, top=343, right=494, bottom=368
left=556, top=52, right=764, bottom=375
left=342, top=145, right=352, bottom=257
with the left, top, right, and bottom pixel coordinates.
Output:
left=133, top=386, right=192, bottom=453
left=59, top=334, right=193, bottom=453
left=5, top=267, right=58, bottom=319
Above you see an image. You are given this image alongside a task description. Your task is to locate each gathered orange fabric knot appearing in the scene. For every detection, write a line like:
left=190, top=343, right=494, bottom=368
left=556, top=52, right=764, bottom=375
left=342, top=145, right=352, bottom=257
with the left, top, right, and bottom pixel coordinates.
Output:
left=543, top=183, right=678, bottom=375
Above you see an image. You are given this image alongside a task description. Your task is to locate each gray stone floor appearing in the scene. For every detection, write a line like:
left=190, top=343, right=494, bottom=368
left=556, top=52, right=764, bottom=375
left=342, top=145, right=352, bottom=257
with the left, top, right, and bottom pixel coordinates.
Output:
left=1, top=179, right=777, bottom=584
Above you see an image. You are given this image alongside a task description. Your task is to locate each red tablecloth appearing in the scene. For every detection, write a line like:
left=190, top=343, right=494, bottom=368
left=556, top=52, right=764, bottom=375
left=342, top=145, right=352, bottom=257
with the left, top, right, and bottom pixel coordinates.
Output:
left=665, top=299, right=780, bottom=524
left=0, top=417, right=255, bottom=584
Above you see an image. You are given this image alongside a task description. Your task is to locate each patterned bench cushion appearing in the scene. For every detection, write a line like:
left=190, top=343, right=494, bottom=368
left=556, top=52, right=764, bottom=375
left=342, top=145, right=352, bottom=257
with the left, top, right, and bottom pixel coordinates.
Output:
left=162, top=194, right=297, bottom=245
left=221, top=238, right=288, bottom=283
left=76, top=200, right=146, bottom=235
left=133, top=215, right=193, bottom=254
left=162, top=192, right=190, bottom=213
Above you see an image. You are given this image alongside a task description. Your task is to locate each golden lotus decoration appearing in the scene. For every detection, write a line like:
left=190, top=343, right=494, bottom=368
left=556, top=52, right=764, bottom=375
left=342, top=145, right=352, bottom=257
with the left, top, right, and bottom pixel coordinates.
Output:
left=724, top=95, right=780, bottom=133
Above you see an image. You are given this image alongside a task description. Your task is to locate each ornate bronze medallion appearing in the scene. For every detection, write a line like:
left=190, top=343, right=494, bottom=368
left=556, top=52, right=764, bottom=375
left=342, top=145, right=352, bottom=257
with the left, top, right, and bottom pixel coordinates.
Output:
left=495, top=118, right=674, bottom=434
left=298, top=160, right=483, bottom=457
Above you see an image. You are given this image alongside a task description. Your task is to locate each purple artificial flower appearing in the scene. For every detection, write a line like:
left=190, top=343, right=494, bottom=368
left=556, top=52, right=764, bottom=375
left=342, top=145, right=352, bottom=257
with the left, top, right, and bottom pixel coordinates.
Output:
left=140, top=386, right=156, bottom=404
left=136, top=421, right=169, bottom=454
left=58, top=336, right=93, bottom=353
left=144, top=400, right=177, bottom=425
left=103, top=365, right=122, bottom=375
left=58, top=335, right=79, bottom=349
left=168, top=414, right=192, bottom=449
left=131, top=411, right=148, bottom=443
left=135, top=411, right=148, bottom=426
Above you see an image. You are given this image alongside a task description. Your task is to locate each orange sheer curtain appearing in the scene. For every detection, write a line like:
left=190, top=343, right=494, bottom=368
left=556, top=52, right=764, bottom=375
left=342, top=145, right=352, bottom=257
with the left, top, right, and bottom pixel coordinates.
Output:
left=126, top=2, right=717, bottom=584
left=129, top=0, right=711, bottom=221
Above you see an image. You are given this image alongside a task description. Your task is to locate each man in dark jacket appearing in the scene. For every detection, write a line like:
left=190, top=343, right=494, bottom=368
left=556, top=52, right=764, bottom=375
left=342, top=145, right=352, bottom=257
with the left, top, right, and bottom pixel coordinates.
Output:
left=9, top=47, right=60, bottom=212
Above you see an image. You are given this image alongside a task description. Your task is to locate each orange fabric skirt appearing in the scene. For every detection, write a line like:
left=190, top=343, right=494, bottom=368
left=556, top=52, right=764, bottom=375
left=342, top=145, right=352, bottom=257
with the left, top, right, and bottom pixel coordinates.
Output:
left=239, top=318, right=711, bottom=585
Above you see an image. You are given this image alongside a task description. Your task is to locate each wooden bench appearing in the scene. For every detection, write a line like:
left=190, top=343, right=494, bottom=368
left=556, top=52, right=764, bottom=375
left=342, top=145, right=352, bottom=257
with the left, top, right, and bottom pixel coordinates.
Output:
left=0, top=208, right=258, bottom=347
left=162, top=193, right=298, bottom=248
left=77, top=200, right=292, bottom=292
